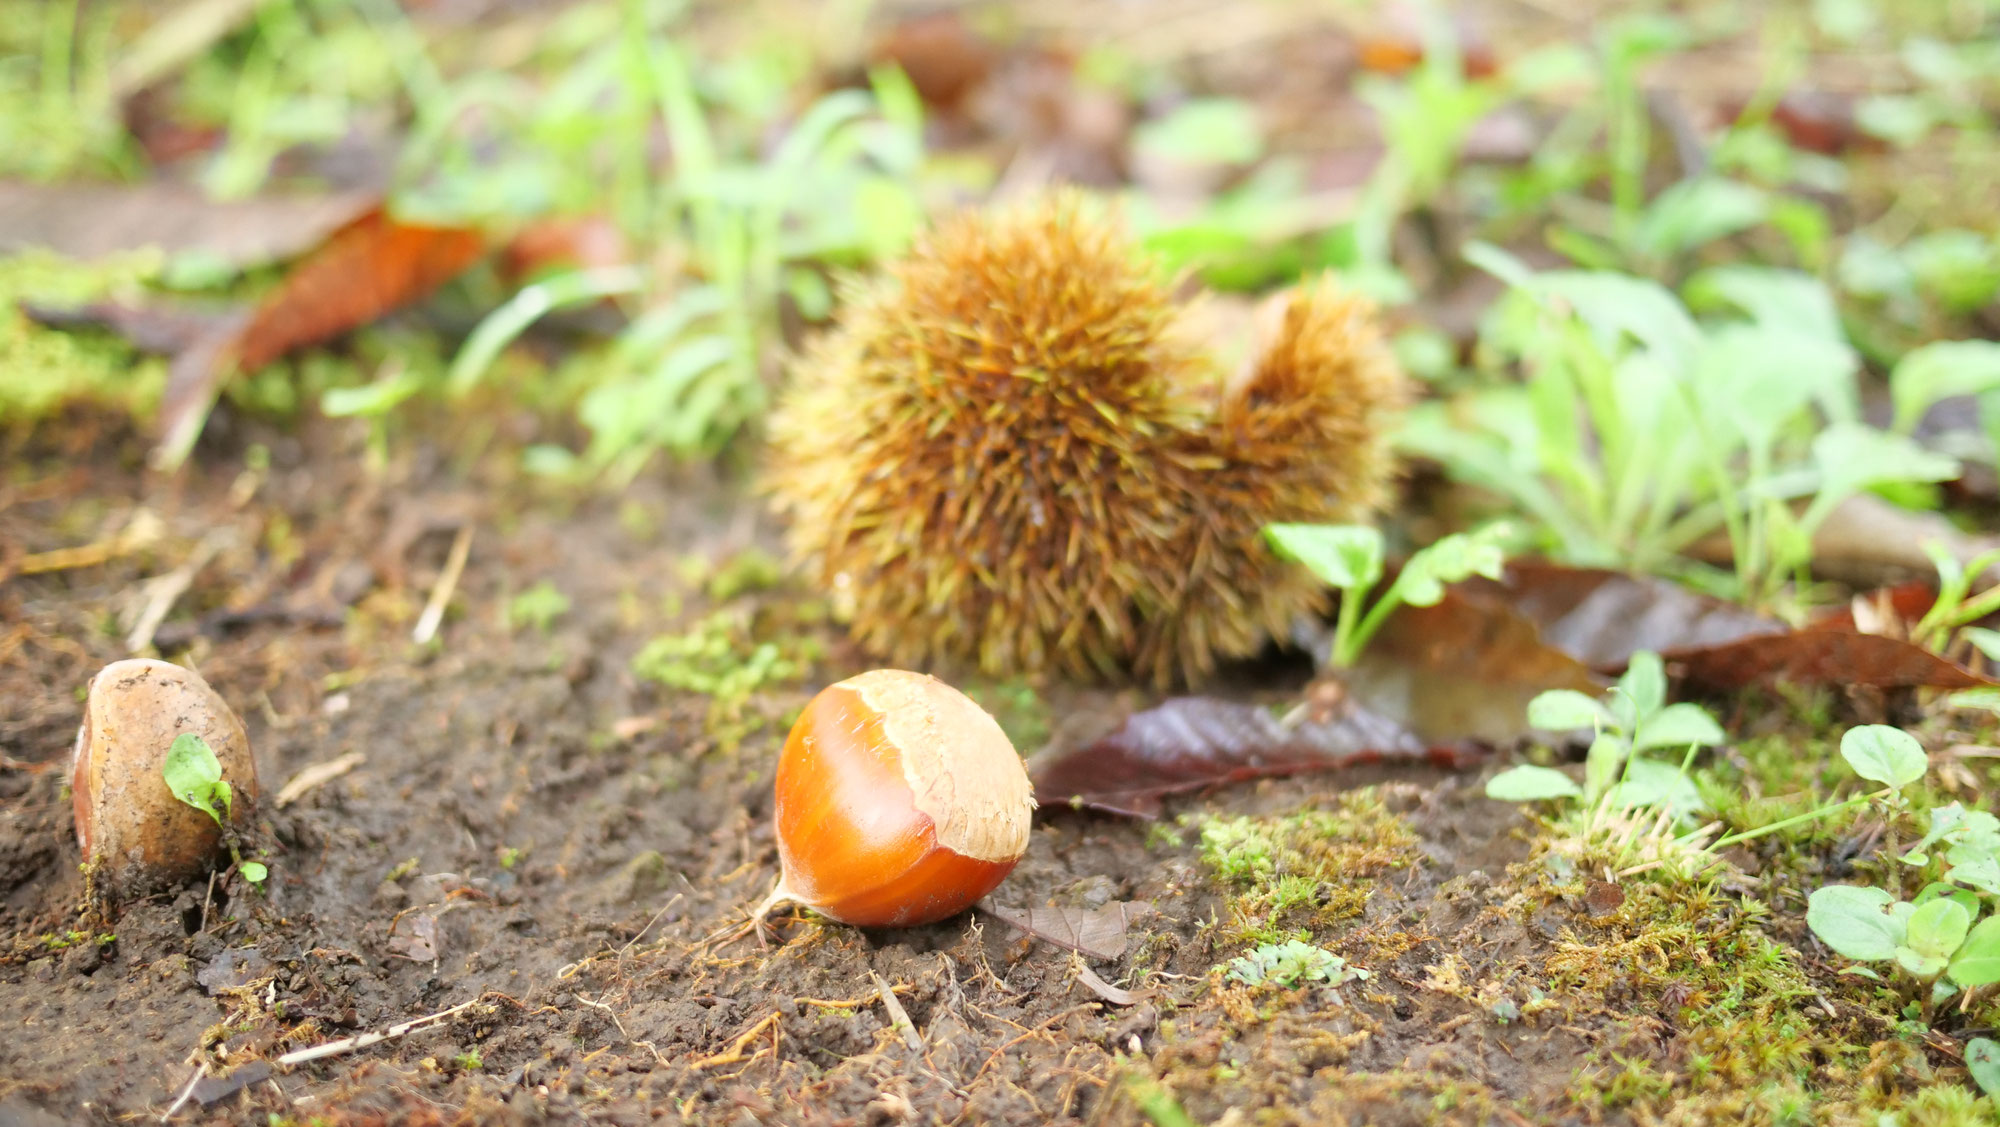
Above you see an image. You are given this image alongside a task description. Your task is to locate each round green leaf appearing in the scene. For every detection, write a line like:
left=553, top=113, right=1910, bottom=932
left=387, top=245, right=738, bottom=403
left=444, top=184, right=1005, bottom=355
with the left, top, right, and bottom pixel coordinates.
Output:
left=1949, top=917, right=2000, bottom=988
left=1485, top=765, right=1583, bottom=802
left=1906, top=898, right=1972, bottom=960
left=1806, top=885, right=1905, bottom=962
left=1526, top=690, right=1607, bottom=732
left=1967, top=1038, right=2000, bottom=1098
left=1839, top=725, right=1928, bottom=788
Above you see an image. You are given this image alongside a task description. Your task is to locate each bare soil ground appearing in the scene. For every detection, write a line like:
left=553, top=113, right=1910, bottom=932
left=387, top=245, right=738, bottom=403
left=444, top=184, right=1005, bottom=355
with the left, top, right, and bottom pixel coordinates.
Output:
left=0, top=415, right=1743, bottom=1127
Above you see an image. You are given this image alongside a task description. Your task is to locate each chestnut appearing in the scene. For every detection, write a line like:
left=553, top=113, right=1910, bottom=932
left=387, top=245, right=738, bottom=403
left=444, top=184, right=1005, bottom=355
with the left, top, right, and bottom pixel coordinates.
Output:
left=755, top=669, right=1035, bottom=930
left=71, top=658, right=258, bottom=900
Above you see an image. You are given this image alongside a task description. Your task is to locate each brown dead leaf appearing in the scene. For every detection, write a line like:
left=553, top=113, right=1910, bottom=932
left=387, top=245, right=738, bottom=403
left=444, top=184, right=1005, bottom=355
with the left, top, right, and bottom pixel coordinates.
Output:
left=1074, top=963, right=1145, bottom=1006
left=153, top=206, right=486, bottom=465
left=0, top=181, right=372, bottom=266
left=1028, top=696, right=1484, bottom=818
left=1461, top=562, right=1995, bottom=692
left=387, top=911, right=441, bottom=962
left=870, top=12, right=996, bottom=115
left=977, top=900, right=1152, bottom=961
left=1341, top=591, right=1602, bottom=744
left=231, top=207, right=487, bottom=370
left=1667, top=631, right=1995, bottom=694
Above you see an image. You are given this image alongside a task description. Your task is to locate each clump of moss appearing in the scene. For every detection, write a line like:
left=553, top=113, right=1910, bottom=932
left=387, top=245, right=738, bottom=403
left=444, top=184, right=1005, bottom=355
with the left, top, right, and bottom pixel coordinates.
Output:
left=766, top=190, right=1407, bottom=686
left=1198, top=789, right=1418, bottom=941
left=1, top=250, right=166, bottom=423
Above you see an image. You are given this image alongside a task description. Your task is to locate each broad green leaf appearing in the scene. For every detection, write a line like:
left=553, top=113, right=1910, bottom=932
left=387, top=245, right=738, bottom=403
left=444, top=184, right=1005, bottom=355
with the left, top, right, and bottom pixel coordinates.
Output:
left=1839, top=725, right=1928, bottom=788
left=1392, top=523, right=1513, bottom=607
left=1132, top=98, right=1264, bottom=167
left=1949, top=919, right=2000, bottom=987
left=1485, top=765, right=1582, bottom=802
left=1894, top=946, right=1947, bottom=979
left=1888, top=340, right=2000, bottom=433
left=163, top=732, right=230, bottom=827
left=1526, top=690, right=1607, bottom=731
left=1969, top=1038, right=2000, bottom=1098
left=1806, top=885, right=1905, bottom=961
left=1904, top=802, right=1975, bottom=865
left=1536, top=271, right=1700, bottom=373
left=1950, top=686, right=2000, bottom=714
left=1803, top=426, right=1960, bottom=532
left=1948, top=855, right=2000, bottom=897
left=1962, top=628, right=2000, bottom=663
left=1631, top=703, right=1726, bottom=751
left=239, top=861, right=269, bottom=884
left=1583, top=733, right=1625, bottom=801
left=1688, top=266, right=1844, bottom=343
left=1616, top=652, right=1667, bottom=722
left=1263, top=524, right=1383, bottom=592
left=1606, top=756, right=1708, bottom=820
left=1905, top=898, right=1972, bottom=960
left=1633, top=178, right=1768, bottom=259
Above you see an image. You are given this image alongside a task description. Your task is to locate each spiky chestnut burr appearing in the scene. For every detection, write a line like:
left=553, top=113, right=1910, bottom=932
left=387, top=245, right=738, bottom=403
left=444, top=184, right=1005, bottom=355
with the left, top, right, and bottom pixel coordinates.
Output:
left=766, top=192, right=1408, bottom=686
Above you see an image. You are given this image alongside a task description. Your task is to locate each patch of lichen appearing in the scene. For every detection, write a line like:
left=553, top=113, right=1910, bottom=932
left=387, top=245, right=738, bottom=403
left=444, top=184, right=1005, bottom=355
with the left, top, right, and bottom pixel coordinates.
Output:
left=0, top=250, right=167, bottom=424
left=1196, top=789, right=1419, bottom=944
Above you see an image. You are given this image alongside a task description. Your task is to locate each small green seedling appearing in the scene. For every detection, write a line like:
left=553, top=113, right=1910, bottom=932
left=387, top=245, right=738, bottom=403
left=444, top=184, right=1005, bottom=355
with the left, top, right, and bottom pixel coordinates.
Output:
left=1902, top=803, right=2000, bottom=895
left=1225, top=940, right=1369, bottom=990
left=1262, top=521, right=1513, bottom=668
left=1806, top=886, right=2000, bottom=998
left=505, top=581, right=571, bottom=634
left=1909, top=540, right=2000, bottom=657
left=162, top=733, right=266, bottom=888
left=1487, top=651, right=1724, bottom=818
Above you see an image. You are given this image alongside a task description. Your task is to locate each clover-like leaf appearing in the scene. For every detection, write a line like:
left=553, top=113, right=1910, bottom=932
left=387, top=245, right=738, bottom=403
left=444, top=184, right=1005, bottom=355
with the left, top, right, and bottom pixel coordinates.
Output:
left=1391, top=523, right=1513, bottom=608
left=1526, top=690, right=1608, bottom=732
left=1264, top=524, right=1384, bottom=593
left=1906, top=898, right=1972, bottom=961
left=1806, top=885, right=1906, bottom=962
left=1970, top=1038, right=2000, bottom=1098
left=1485, top=765, right=1583, bottom=802
left=1948, top=918, right=2000, bottom=988
left=1631, top=702, right=1726, bottom=751
left=1840, top=725, right=1928, bottom=789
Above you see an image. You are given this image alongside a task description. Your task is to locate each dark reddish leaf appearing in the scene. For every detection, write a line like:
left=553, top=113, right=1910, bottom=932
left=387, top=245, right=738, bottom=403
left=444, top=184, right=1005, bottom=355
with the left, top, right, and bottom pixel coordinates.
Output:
left=1721, top=90, right=1874, bottom=157
left=1460, top=563, right=1785, bottom=671
left=1028, top=696, right=1483, bottom=818
left=21, top=300, right=239, bottom=355
left=977, top=899, right=1153, bottom=960
left=1342, top=592, right=1602, bottom=744
left=869, top=12, right=996, bottom=114
left=1668, top=631, right=1995, bottom=694
left=1462, top=563, right=1995, bottom=692
left=498, top=216, right=630, bottom=287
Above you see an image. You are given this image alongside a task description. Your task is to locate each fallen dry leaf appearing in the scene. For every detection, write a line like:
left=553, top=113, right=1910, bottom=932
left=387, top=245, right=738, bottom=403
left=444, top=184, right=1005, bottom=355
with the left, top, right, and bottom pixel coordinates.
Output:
left=1074, top=963, right=1145, bottom=1006
left=1340, top=591, right=1601, bottom=744
left=977, top=900, right=1153, bottom=961
left=0, top=181, right=372, bottom=266
left=387, top=911, right=441, bottom=962
left=152, top=206, right=486, bottom=464
left=1028, top=696, right=1483, bottom=818
left=1459, top=563, right=1996, bottom=692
